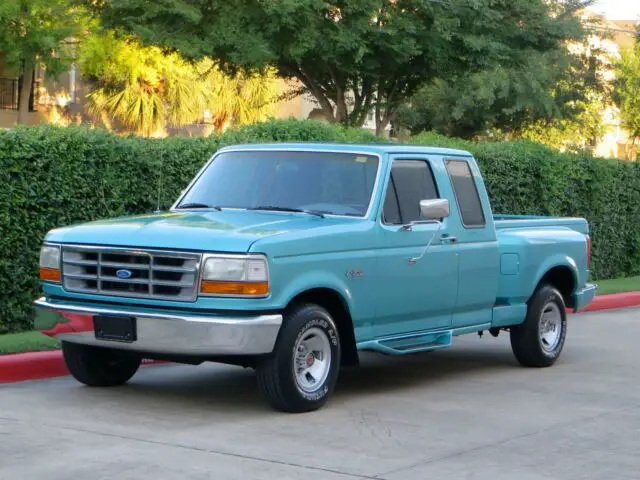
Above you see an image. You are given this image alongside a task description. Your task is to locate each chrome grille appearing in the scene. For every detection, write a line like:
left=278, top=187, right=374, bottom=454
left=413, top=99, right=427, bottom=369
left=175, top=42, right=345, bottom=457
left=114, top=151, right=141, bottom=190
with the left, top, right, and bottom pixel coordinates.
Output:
left=61, top=246, right=201, bottom=301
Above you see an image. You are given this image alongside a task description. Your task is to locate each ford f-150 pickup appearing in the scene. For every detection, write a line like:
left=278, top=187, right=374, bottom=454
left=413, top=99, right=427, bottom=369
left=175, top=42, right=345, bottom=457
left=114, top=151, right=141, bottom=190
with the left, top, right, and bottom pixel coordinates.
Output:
left=34, top=143, right=597, bottom=412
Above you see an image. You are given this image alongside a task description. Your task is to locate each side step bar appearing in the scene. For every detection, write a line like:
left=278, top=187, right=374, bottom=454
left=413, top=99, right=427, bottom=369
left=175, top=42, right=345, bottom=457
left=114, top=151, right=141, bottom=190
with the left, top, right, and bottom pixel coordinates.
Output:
left=357, top=330, right=453, bottom=356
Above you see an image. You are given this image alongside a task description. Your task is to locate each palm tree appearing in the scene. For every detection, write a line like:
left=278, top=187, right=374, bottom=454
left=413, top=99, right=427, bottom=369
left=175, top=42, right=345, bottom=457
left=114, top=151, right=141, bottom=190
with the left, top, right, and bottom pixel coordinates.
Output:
left=81, top=34, right=278, bottom=136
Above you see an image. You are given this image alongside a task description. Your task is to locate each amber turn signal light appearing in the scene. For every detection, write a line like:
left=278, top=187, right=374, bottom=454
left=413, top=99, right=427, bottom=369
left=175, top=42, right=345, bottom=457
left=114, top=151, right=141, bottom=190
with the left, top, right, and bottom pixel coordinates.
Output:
left=39, top=267, right=61, bottom=283
left=200, top=280, right=269, bottom=296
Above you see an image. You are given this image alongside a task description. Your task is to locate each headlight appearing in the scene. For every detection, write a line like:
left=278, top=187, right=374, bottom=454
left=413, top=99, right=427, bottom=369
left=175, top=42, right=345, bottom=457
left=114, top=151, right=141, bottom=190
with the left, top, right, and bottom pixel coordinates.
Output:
left=200, top=255, right=269, bottom=297
left=39, top=245, right=61, bottom=283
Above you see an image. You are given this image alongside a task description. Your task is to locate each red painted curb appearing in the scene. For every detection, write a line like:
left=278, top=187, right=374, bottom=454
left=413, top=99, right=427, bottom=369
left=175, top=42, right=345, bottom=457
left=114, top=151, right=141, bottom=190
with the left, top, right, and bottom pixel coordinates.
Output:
left=575, top=291, right=640, bottom=313
left=0, top=350, right=166, bottom=384
left=0, top=351, right=68, bottom=384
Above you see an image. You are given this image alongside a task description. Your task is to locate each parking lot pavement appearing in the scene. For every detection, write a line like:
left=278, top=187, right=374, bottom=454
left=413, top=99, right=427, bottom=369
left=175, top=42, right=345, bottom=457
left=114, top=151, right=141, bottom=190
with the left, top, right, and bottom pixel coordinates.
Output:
left=2, top=308, right=640, bottom=480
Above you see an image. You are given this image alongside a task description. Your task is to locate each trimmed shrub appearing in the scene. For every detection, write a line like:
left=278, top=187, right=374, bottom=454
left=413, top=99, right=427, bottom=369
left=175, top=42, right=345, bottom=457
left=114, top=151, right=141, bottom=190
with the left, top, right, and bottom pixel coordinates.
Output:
left=1, top=120, right=637, bottom=333
left=1, top=127, right=217, bottom=333
left=218, top=117, right=390, bottom=145
left=0, top=119, right=383, bottom=333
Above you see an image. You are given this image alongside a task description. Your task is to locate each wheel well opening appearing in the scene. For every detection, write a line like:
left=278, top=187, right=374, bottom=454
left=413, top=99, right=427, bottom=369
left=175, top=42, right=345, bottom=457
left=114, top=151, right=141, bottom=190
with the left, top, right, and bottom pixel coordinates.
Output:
left=538, top=267, right=576, bottom=308
left=288, top=288, right=359, bottom=367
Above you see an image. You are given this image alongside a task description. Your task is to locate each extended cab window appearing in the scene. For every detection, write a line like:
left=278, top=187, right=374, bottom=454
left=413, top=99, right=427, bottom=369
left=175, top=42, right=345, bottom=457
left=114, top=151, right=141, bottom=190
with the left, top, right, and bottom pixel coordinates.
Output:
left=383, top=160, right=439, bottom=225
left=445, top=159, right=486, bottom=227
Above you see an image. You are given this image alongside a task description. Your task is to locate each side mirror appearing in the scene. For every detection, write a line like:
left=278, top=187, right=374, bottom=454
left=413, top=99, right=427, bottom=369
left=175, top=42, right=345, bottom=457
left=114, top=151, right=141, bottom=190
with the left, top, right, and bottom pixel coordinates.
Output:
left=420, top=199, right=450, bottom=221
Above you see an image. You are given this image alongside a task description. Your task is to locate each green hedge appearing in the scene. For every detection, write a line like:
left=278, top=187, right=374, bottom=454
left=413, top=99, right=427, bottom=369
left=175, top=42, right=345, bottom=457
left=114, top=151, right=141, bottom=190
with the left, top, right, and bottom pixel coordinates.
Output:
left=0, top=119, right=385, bottom=333
left=1, top=119, right=638, bottom=333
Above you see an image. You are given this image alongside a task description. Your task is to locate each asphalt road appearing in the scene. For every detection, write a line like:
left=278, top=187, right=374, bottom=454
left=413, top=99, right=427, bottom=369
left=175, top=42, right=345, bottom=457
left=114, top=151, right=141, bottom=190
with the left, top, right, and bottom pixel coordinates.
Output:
left=2, top=308, right=640, bottom=480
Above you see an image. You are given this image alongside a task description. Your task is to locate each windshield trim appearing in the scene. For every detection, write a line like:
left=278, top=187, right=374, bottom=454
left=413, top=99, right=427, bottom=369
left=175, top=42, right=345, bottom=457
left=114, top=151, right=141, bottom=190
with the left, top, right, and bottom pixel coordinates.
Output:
left=170, top=148, right=384, bottom=219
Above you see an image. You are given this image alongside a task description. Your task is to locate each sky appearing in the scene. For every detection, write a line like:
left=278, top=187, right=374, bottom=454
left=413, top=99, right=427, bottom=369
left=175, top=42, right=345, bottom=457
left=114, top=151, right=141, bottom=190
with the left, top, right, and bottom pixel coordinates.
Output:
left=588, top=0, right=640, bottom=20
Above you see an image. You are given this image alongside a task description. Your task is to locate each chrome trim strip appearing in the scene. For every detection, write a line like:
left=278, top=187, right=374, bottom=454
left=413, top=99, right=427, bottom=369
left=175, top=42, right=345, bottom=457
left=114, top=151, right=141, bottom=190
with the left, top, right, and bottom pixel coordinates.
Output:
left=33, top=297, right=282, bottom=324
left=170, top=147, right=385, bottom=220
left=33, top=297, right=283, bottom=355
left=60, top=244, right=203, bottom=257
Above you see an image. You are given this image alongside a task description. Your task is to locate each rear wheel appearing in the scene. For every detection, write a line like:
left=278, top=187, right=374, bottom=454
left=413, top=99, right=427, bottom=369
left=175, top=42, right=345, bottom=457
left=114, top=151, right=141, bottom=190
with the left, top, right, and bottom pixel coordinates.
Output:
left=62, top=342, right=141, bottom=387
left=257, top=304, right=341, bottom=413
left=510, top=285, right=567, bottom=367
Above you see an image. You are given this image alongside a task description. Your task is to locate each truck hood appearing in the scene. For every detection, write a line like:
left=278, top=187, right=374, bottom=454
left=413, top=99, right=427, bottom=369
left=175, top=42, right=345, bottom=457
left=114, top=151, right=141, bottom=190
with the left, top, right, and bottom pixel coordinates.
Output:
left=45, top=210, right=345, bottom=253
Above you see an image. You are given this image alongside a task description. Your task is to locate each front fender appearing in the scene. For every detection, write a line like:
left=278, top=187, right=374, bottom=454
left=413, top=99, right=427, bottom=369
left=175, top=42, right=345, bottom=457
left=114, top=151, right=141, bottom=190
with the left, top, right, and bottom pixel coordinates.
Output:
left=273, top=270, right=356, bottom=313
left=271, top=267, right=375, bottom=343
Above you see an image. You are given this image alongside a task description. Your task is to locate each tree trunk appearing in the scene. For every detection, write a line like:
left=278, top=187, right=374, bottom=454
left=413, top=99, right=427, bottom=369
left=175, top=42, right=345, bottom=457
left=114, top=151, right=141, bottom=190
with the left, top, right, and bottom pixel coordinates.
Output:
left=334, top=87, right=349, bottom=124
left=376, top=107, right=393, bottom=137
left=18, top=59, right=35, bottom=125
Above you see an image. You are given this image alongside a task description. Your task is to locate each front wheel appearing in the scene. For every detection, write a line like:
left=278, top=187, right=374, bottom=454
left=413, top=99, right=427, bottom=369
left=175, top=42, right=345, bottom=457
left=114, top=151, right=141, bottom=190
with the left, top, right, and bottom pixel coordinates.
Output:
left=510, top=285, right=567, bottom=367
left=257, top=304, right=341, bottom=413
left=62, top=342, right=141, bottom=387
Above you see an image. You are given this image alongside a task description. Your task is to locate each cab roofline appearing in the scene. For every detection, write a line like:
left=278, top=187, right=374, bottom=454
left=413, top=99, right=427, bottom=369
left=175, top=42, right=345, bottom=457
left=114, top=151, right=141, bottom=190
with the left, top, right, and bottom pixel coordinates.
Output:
left=216, top=142, right=473, bottom=158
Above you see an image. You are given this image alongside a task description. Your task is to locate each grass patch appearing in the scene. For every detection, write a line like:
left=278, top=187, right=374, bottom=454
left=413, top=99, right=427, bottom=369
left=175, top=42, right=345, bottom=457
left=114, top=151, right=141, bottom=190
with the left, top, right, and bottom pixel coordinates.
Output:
left=596, top=276, right=640, bottom=295
left=0, top=331, right=60, bottom=355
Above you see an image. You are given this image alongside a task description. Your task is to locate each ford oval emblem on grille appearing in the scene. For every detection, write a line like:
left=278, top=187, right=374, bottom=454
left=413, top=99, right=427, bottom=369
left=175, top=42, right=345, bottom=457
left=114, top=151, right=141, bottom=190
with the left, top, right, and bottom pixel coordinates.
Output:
left=116, top=269, right=133, bottom=279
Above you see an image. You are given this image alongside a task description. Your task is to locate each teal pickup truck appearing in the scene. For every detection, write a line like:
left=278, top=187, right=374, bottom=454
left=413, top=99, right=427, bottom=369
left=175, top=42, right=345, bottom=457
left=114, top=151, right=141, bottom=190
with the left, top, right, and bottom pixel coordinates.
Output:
left=34, top=143, right=597, bottom=412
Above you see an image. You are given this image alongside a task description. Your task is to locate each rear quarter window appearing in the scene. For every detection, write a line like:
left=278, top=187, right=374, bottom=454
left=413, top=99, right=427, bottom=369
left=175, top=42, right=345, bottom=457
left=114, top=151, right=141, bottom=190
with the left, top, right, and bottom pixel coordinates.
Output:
left=445, top=159, right=486, bottom=228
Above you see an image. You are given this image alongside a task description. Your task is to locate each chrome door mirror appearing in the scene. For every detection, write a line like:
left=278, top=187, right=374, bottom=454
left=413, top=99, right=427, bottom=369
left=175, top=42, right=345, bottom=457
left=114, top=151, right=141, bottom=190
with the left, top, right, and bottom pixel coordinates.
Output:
left=420, top=199, right=450, bottom=221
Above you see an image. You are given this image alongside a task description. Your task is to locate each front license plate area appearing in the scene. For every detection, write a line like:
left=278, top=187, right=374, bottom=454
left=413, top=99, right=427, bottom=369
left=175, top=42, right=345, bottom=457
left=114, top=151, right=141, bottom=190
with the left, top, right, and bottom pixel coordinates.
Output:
left=94, top=315, right=137, bottom=343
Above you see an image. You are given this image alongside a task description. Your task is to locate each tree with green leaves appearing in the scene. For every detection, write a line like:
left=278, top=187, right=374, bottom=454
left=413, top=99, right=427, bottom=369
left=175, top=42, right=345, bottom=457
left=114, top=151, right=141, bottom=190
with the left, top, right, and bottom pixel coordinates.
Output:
left=394, top=2, right=608, bottom=140
left=91, top=0, right=596, bottom=136
left=0, top=0, right=85, bottom=123
left=518, top=95, right=607, bottom=153
left=614, top=43, right=640, bottom=149
left=79, top=32, right=279, bottom=136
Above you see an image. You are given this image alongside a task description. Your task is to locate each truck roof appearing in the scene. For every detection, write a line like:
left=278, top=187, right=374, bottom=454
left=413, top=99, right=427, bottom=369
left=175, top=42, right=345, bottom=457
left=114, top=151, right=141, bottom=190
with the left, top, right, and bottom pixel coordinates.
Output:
left=217, top=142, right=473, bottom=158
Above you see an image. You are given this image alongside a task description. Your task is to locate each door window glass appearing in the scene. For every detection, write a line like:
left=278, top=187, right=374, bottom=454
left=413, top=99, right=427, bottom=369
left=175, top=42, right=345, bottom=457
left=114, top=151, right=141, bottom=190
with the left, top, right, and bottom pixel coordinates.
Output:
left=383, top=160, right=439, bottom=225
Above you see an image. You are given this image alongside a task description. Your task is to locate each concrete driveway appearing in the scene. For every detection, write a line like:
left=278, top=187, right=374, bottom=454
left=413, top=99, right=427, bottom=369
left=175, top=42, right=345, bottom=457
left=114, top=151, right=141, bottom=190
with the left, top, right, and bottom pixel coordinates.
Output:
left=2, top=308, right=640, bottom=480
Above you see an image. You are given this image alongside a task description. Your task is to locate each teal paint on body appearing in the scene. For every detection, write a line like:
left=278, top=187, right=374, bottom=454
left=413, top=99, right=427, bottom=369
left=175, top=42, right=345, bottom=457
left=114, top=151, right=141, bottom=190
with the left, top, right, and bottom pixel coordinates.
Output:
left=573, top=284, right=598, bottom=312
left=491, top=304, right=528, bottom=328
left=40, top=143, right=596, bottom=357
left=500, top=254, right=520, bottom=275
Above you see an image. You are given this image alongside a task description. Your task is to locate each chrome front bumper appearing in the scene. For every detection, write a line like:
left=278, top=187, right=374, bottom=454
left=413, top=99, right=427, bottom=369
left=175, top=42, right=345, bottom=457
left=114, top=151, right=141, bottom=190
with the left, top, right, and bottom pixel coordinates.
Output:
left=33, top=297, right=282, bottom=356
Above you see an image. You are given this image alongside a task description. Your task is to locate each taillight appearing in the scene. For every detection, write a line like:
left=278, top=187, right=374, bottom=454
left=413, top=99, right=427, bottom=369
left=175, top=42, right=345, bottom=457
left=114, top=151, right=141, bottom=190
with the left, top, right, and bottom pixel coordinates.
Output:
left=586, top=234, right=591, bottom=268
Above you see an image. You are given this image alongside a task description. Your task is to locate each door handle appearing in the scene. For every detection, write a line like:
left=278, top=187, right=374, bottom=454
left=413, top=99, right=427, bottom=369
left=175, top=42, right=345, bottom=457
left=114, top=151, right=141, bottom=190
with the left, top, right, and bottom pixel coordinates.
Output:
left=440, top=234, right=457, bottom=245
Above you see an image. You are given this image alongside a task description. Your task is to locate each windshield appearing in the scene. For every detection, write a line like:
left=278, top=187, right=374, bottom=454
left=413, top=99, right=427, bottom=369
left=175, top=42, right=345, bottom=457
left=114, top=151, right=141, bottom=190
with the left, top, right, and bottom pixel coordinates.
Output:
left=176, top=150, right=380, bottom=217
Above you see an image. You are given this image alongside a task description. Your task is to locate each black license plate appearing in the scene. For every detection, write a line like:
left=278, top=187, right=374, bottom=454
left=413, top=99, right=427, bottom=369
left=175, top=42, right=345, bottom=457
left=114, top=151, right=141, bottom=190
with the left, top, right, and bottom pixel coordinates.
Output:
left=94, top=315, right=137, bottom=343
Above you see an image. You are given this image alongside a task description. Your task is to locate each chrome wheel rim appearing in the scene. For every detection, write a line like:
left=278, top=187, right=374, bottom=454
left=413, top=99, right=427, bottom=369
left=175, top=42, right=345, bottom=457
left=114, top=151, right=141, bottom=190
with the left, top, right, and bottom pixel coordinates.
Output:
left=293, top=327, right=332, bottom=393
left=539, top=302, right=562, bottom=352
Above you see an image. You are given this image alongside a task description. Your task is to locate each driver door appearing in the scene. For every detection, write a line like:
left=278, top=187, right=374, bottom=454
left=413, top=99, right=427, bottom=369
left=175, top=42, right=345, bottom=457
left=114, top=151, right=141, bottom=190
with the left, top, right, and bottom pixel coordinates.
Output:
left=374, top=157, right=459, bottom=337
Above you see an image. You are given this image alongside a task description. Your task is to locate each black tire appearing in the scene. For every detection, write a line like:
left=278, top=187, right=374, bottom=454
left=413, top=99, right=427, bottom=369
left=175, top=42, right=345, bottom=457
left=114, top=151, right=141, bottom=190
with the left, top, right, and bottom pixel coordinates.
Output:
left=510, top=284, right=567, bottom=367
left=62, top=341, right=141, bottom=387
left=257, top=304, right=341, bottom=413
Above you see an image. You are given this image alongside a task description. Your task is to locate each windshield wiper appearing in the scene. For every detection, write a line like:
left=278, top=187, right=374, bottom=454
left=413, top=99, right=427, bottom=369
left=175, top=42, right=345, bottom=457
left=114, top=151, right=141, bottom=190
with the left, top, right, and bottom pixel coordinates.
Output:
left=249, top=206, right=326, bottom=218
left=176, top=202, right=221, bottom=211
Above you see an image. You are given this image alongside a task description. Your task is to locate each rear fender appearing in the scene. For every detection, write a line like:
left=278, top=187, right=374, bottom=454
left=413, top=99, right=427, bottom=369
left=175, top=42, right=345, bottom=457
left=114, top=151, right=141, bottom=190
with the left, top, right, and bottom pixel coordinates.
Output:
left=531, top=255, right=579, bottom=300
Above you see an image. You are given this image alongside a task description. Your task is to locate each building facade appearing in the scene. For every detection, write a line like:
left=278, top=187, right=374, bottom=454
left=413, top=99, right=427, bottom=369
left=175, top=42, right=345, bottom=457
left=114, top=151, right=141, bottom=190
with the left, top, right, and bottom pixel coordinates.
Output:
left=589, top=18, right=638, bottom=160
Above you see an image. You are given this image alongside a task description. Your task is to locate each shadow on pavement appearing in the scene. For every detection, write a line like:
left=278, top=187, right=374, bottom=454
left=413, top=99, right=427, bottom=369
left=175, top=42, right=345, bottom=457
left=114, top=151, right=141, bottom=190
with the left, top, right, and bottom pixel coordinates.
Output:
left=88, top=339, right=520, bottom=413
